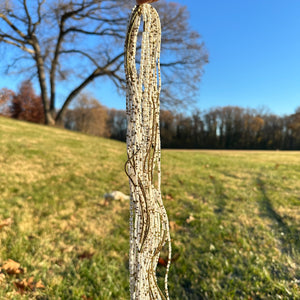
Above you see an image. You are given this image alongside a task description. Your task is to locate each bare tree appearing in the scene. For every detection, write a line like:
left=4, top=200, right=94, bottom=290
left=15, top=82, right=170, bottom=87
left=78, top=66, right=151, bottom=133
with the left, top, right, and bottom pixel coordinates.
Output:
left=0, top=0, right=208, bottom=125
left=0, top=87, right=14, bottom=116
left=64, top=93, right=109, bottom=137
left=286, top=109, right=300, bottom=149
left=106, top=108, right=127, bottom=141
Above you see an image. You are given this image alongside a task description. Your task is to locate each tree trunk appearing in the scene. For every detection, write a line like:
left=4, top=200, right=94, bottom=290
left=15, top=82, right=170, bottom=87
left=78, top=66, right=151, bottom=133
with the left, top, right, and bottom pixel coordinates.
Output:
left=32, top=36, right=55, bottom=125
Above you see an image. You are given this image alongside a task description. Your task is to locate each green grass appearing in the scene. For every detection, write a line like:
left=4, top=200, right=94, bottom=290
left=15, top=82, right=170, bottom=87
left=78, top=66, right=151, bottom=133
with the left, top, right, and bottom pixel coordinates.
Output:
left=0, top=116, right=299, bottom=299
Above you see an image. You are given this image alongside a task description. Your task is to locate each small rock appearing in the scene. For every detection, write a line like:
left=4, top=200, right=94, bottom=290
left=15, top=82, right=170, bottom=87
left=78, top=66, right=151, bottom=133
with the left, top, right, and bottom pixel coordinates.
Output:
left=104, top=191, right=130, bottom=202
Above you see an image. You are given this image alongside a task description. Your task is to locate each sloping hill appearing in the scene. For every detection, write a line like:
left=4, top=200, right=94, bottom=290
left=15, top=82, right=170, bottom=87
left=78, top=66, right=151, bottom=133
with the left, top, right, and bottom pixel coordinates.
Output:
left=0, top=117, right=299, bottom=299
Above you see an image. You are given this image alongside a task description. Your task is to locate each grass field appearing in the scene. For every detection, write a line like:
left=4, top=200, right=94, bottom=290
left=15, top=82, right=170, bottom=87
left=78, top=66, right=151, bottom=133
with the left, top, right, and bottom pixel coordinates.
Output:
left=0, top=116, right=299, bottom=299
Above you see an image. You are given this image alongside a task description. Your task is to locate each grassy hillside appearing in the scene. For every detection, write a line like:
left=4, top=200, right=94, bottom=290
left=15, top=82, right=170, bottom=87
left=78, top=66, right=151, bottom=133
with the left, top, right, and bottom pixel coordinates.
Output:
left=0, top=116, right=299, bottom=299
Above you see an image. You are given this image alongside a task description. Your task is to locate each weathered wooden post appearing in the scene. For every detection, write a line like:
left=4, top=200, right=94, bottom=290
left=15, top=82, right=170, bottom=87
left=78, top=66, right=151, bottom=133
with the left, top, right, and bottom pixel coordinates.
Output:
left=124, top=1, right=171, bottom=299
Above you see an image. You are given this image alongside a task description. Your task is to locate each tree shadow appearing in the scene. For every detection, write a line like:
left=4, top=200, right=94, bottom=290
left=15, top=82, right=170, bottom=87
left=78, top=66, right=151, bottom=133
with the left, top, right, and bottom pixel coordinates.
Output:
left=256, top=177, right=300, bottom=256
left=209, top=176, right=229, bottom=214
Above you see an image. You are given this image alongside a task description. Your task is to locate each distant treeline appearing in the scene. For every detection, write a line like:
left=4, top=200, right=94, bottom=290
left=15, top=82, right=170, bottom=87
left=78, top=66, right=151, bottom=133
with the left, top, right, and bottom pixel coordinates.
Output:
left=1, top=81, right=299, bottom=150
left=159, top=107, right=300, bottom=150
left=103, top=106, right=300, bottom=150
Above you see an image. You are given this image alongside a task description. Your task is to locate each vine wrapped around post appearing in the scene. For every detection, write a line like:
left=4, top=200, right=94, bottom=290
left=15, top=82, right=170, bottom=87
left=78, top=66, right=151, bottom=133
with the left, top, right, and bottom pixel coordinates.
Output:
left=125, top=3, right=171, bottom=300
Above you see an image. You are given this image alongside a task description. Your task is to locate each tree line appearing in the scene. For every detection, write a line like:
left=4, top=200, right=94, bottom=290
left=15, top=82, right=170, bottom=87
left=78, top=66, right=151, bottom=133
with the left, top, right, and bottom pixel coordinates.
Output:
left=159, top=107, right=300, bottom=150
left=1, top=80, right=299, bottom=150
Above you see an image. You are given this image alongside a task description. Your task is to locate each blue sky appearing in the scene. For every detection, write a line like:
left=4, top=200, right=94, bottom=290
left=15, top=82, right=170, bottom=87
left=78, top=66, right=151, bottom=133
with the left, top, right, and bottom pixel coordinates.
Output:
left=175, top=0, right=300, bottom=115
left=1, top=0, right=300, bottom=116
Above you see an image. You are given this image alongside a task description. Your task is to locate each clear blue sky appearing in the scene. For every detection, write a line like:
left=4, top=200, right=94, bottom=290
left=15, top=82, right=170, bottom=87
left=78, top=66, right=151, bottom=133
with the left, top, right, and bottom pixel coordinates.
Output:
left=1, top=0, right=300, bottom=116
left=179, top=0, right=300, bottom=116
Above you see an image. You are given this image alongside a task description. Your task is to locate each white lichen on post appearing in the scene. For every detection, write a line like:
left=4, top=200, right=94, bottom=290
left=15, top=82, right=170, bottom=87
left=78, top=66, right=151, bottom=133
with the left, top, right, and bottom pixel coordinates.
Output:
left=125, top=3, right=171, bottom=300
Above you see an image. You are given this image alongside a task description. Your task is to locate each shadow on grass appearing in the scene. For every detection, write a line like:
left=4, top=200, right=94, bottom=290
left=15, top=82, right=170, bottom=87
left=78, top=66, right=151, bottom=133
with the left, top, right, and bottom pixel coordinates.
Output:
left=256, top=177, right=300, bottom=256
left=209, top=176, right=229, bottom=214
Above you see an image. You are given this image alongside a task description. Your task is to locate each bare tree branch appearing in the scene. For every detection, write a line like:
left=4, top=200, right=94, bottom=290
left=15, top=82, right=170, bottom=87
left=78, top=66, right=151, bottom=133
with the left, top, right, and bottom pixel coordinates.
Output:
left=64, top=27, right=125, bottom=39
left=36, top=0, right=46, bottom=26
left=0, top=36, right=34, bottom=53
left=4, top=54, right=33, bottom=73
left=0, top=13, right=27, bottom=39
left=49, top=14, right=67, bottom=112
left=55, top=67, right=106, bottom=123
left=59, top=49, right=100, bottom=67
left=23, top=0, right=32, bottom=35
